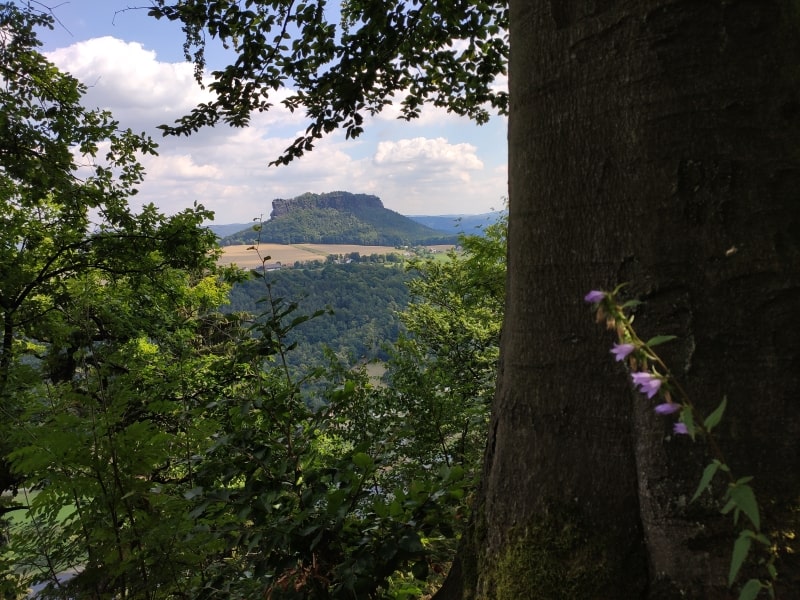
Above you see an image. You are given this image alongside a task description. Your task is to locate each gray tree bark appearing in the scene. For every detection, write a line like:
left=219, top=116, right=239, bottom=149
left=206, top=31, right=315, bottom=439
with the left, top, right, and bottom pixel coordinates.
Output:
left=437, top=1, right=800, bottom=598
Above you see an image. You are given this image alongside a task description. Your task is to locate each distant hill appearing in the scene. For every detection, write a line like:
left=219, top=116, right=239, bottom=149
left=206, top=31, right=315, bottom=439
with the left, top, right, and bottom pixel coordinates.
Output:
left=219, top=191, right=458, bottom=246
left=206, top=222, right=254, bottom=238
left=407, top=211, right=506, bottom=235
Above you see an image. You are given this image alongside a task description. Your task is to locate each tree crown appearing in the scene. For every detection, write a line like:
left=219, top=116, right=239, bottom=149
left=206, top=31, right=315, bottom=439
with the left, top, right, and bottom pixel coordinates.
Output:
left=147, top=0, right=508, bottom=164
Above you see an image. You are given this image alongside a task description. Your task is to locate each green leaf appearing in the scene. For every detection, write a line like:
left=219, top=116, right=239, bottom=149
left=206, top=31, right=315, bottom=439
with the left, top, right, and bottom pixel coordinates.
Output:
left=611, top=282, right=630, bottom=296
left=397, top=531, right=424, bottom=554
left=730, top=483, right=760, bottom=530
left=372, top=500, right=389, bottom=519
left=767, top=562, right=777, bottom=579
left=729, top=530, right=753, bottom=586
left=721, top=498, right=738, bottom=517
left=692, top=460, right=721, bottom=502
left=326, top=489, right=347, bottom=516
left=620, top=299, right=642, bottom=309
left=645, top=335, right=677, bottom=347
left=704, top=396, right=727, bottom=432
left=754, top=533, right=770, bottom=546
left=438, top=464, right=465, bottom=483
left=352, top=451, right=374, bottom=470
left=738, top=578, right=763, bottom=600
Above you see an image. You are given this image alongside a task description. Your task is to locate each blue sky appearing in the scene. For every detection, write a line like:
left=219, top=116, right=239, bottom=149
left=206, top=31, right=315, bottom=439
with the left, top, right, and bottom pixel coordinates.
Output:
left=30, top=0, right=508, bottom=223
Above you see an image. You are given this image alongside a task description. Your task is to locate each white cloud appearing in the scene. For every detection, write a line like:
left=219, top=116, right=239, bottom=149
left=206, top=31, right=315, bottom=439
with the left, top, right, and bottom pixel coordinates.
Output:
left=145, top=154, right=223, bottom=181
left=48, top=38, right=207, bottom=125
left=364, top=138, right=505, bottom=215
left=46, top=37, right=303, bottom=136
left=374, top=137, right=483, bottom=170
left=46, top=36, right=507, bottom=222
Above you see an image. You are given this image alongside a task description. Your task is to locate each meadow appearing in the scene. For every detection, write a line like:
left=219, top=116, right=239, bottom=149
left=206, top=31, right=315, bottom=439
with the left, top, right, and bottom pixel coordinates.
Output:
left=218, top=243, right=454, bottom=268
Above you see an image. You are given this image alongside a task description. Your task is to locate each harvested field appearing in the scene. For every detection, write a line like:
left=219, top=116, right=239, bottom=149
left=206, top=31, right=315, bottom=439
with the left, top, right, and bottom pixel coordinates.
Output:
left=218, top=244, right=409, bottom=269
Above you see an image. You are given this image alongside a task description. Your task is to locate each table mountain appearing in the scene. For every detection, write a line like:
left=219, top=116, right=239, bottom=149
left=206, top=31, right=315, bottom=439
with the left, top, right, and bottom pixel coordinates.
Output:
left=219, top=191, right=458, bottom=246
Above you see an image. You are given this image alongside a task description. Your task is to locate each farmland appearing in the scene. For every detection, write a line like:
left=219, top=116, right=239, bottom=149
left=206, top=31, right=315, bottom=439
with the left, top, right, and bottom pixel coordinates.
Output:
left=218, top=243, right=454, bottom=269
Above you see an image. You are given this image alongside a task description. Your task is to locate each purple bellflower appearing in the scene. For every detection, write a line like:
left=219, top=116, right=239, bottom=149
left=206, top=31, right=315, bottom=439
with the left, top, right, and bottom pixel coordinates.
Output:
left=610, top=343, right=635, bottom=362
left=584, top=290, right=605, bottom=303
left=631, top=371, right=662, bottom=399
left=673, top=422, right=689, bottom=435
left=654, top=402, right=680, bottom=415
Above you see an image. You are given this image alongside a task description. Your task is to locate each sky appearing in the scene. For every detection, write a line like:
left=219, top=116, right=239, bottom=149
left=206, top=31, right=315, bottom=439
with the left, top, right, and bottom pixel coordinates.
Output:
left=30, top=0, right=508, bottom=223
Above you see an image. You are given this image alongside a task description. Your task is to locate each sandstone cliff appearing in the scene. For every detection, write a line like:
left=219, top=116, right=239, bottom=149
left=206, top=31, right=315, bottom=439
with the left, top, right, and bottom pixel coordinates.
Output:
left=270, top=191, right=383, bottom=219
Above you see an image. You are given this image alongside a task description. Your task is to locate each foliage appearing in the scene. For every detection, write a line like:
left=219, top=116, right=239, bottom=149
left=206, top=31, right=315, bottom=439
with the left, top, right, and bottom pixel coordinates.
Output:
left=586, top=287, right=779, bottom=599
left=313, top=216, right=507, bottom=593
left=187, top=217, right=507, bottom=598
left=126, top=266, right=469, bottom=599
left=5, top=256, right=468, bottom=598
left=0, top=4, right=232, bottom=595
left=7, top=269, right=244, bottom=597
left=147, top=0, right=508, bottom=164
left=0, top=0, right=217, bottom=499
left=226, top=261, right=413, bottom=373
left=4, top=242, right=468, bottom=598
left=380, top=215, right=506, bottom=484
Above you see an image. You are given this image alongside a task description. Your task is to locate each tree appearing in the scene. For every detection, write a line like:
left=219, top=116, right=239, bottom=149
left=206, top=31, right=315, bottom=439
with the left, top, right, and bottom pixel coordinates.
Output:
left=147, top=0, right=508, bottom=164
left=7, top=267, right=245, bottom=598
left=145, top=1, right=800, bottom=598
left=0, top=4, right=233, bottom=595
left=0, top=0, right=218, bottom=487
left=383, top=216, right=506, bottom=483
left=446, top=2, right=799, bottom=598
left=2, top=7, right=471, bottom=595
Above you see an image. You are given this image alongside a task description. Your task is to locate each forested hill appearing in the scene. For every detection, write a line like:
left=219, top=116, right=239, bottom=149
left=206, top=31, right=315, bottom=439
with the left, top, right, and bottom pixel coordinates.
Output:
left=225, top=261, right=413, bottom=369
left=219, top=191, right=458, bottom=246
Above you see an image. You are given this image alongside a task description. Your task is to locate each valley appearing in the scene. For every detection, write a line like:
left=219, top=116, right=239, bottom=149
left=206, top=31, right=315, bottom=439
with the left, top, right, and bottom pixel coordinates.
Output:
left=218, top=242, right=454, bottom=269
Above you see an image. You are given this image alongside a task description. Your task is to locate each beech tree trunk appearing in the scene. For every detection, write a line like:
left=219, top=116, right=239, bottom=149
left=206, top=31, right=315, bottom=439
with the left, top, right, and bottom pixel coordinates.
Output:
left=437, top=1, right=800, bottom=598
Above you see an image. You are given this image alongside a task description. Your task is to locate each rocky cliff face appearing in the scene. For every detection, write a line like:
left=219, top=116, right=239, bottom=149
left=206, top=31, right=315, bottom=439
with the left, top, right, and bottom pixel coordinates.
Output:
left=270, top=191, right=384, bottom=219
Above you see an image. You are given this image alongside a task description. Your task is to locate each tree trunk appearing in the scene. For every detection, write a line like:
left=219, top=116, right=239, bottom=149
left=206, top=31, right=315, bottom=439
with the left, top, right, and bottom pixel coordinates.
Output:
left=437, top=1, right=800, bottom=598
